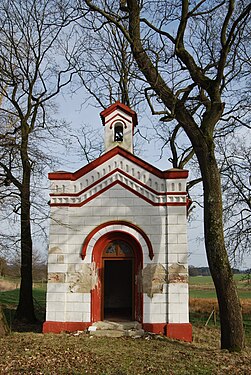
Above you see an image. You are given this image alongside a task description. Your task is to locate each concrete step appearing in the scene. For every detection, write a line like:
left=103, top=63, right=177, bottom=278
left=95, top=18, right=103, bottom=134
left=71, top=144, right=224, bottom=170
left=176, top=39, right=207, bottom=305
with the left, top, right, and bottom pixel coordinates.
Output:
left=88, top=321, right=144, bottom=338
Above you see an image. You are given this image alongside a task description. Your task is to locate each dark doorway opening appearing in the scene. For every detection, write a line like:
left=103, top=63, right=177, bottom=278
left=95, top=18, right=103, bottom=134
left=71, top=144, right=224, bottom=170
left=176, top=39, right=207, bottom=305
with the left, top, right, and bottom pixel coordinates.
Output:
left=104, top=260, right=133, bottom=321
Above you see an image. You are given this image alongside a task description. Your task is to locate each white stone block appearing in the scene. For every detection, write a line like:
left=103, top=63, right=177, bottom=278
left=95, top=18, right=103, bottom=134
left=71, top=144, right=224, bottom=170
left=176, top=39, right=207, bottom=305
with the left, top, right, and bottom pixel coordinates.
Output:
left=178, top=253, right=188, bottom=263
left=47, top=254, right=58, bottom=264
left=168, top=206, right=186, bottom=215
left=168, top=244, right=188, bottom=254
left=83, top=293, right=91, bottom=303
left=46, top=293, right=65, bottom=302
left=179, top=313, right=189, bottom=323
left=160, top=304, right=168, bottom=314
left=47, top=283, right=69, bottom=293
left=50, top=302, right=65, bottom=312
left=134, top=216, right=151, bottom=225
left=83, top=303, right=90, bottom=314
left=143, top=313, right=151, bottom=323
left=150, top=234, right=166, bottom=244
left=169, top=283, right=189, bottom=294
left=177, top=215, right=187, bottom=224
left=141, top=207, right=160, bottom=216
left=168, top=293, right=180, bottom=303
left=66, top=293, right=83, bottom=303
left=167, top=234, right=178, bottom=244
left=178, top=234, right=187, bottom=244
left=150, top=216, right=163, bottom=225
left=148, top=313, right=166, bottom=323
left=65, top=311, right=82, bottom=322
left=144, top=303, right=162, bottom=314
left=66, top=254, right=82, bottom=264
left=48, top=264, right=68, bottom=273
left=65, top=302, right=85, bottom=312
left=49, top=234, right=60, bottom=244
left=153, top=253, right=167, bottom=264
left=168, top=224, right=187, bottom=234
left=46, top=311, right=56, bottom=321
left=168, top=254, right=178, bottom=263
left=168, top=215, right=178, bottom=225
left=55, top=311, right=65, bottom=322
left=144, top=293, right=167, bottom=304
left=83, top=312, right=91, bottom=322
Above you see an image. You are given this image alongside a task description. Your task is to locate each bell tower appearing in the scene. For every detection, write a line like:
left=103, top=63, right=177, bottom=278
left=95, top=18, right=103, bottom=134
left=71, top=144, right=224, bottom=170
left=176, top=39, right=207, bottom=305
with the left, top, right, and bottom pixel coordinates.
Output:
left=100, top=101, right=138, bottom=154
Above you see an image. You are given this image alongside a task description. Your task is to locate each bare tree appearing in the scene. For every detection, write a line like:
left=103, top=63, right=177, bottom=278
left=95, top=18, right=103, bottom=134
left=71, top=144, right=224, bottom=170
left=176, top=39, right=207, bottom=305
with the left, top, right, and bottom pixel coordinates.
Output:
left=0, top=0, right=80, bottom=322
left=219, top=135, right=251, bottom=262
left=80, top=0, right=251, bottom=350
left=73, top=16, right=144, bottom=109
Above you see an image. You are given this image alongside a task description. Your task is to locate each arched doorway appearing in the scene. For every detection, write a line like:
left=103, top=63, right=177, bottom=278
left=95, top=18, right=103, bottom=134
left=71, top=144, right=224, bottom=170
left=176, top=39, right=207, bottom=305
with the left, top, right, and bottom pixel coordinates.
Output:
left=103, top=240, right=134, bottom=321
left=91, top=231, right=143, bottom=323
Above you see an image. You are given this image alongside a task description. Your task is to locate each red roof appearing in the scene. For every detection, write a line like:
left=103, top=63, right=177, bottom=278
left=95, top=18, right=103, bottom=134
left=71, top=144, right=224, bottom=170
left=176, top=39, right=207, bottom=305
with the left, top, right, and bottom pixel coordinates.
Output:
left=49, top=146, right=188, bottom=181
left=100, top=101, right=138, bottom=127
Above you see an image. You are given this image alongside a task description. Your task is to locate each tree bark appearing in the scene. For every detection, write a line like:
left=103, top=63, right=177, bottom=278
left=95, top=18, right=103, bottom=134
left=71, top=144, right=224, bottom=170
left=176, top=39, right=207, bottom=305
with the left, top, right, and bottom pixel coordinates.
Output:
left=196, top=144, right=244, bottom=351
left=15, top=130, right=36, bottom=323
left=84, top=0, right=245, bottom=350
left=125, top=0, right=244, bottom=350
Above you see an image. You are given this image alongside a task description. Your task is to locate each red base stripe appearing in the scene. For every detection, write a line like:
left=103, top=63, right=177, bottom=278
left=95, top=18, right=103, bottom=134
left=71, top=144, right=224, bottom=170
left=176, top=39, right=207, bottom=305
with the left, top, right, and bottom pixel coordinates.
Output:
left=43, top=321, right=192, bottom=342
left=166, top=323, right=192, bottom=342
left=142, top=323, right=166, bottom=335
left=43, top=321, right=91, bottom=334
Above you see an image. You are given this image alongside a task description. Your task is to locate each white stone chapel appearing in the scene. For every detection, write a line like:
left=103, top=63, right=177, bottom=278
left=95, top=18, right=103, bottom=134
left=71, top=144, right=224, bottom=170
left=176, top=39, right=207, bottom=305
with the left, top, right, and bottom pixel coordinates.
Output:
left=43, top=102, right=192, bottom=341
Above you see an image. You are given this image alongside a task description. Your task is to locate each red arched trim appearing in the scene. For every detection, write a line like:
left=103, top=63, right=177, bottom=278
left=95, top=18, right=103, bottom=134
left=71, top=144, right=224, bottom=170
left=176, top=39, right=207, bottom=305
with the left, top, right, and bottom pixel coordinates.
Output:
left=81, top=221, right=153, bottom=261
left=109, top=119, right=127, bottom=129
left=91, top=231, right=143, bottom=323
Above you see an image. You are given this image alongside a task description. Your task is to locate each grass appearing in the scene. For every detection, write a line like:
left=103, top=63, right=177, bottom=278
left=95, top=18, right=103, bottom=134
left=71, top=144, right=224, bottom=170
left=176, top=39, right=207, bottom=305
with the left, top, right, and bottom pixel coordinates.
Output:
left=189, top=289, right=251, bottom=299
left=0, top=328, right=250, bottom=374
left=0, top=275, right=250, bottom=374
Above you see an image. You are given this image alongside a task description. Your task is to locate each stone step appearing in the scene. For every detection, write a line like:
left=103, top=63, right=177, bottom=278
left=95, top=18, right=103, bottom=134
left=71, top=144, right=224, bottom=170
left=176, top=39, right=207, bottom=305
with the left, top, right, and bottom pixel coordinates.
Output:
left=88, top=321, right=144, bottom=338
left=90, top=328, right=145, bottom=338
left=91, top=320, right=142, bottom=331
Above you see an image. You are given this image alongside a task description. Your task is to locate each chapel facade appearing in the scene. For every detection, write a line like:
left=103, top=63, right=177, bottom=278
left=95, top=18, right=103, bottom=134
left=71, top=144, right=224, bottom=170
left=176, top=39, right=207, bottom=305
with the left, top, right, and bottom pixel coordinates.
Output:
left=43, top=102, right=192, bottom=341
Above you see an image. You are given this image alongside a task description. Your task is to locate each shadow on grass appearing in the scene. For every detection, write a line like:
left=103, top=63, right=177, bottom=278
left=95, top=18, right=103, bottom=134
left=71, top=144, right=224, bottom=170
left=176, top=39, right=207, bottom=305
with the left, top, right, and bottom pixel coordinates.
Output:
left=0, top=287, right=46, bottom=333
left=3, top=306, right=44, bottom=333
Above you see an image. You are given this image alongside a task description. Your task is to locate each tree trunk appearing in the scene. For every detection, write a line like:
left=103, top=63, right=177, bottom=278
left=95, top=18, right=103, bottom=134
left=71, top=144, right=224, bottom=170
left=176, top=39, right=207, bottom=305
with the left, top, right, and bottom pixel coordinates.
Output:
left=198, top=147, right=244, bottom=351
left=15, top=133, right=36, bottom=323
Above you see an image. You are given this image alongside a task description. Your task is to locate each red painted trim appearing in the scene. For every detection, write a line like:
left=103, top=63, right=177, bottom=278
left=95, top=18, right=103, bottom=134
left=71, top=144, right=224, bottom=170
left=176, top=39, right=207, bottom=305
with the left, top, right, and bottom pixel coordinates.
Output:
left=91, top=231, right=143, bottom=324
left=81, top=221, right=153, bottom=261
left=50, top=180, right=187, bottom=208
left=43, top=321, right=91, bottom=334
left=43, top=321, right=192, bottom=342
left=109, top=117, right=127, bottom=129
left=100, top=101, right=138, bottom=127
left=142, top=323, right=166, bottom=335
left=50, top=168, right=187, bottom=199
left=166, top=323, right=192, bottom=342
left=48, top=146, right=188, bottom=181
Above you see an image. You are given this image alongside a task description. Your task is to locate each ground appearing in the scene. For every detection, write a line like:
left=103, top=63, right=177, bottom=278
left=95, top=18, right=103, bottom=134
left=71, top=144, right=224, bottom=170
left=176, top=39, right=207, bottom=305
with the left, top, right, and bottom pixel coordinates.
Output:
left=0, top=276, right=250, bottom=374
left=0, top=328, right=250, bottom=374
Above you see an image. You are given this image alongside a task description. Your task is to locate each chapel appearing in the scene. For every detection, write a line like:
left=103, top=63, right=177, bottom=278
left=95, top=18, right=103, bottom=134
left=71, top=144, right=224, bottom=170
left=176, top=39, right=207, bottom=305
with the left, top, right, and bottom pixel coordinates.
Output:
left=43, top=102, right=192, bottom=341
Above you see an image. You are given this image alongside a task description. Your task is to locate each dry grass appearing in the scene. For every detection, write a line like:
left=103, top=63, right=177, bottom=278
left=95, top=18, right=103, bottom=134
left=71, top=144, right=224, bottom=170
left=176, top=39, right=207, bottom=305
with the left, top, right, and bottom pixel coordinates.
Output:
left=190, top=298, right=251, bottom=315
left=0, top=280, right=19, bottom=292
left=0, top=327, right=250, bottom=375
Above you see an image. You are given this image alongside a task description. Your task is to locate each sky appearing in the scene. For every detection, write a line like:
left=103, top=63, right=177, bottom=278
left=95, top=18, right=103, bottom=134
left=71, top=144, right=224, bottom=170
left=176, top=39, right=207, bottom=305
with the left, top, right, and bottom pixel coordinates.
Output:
left=52, top=92, right=251, bottom=270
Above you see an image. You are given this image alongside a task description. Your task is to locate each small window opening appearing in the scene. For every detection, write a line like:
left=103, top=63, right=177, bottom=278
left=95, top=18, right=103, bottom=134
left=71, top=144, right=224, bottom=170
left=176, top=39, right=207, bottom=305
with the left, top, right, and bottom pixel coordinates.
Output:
left=114, top=123, right=124, bottom=142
